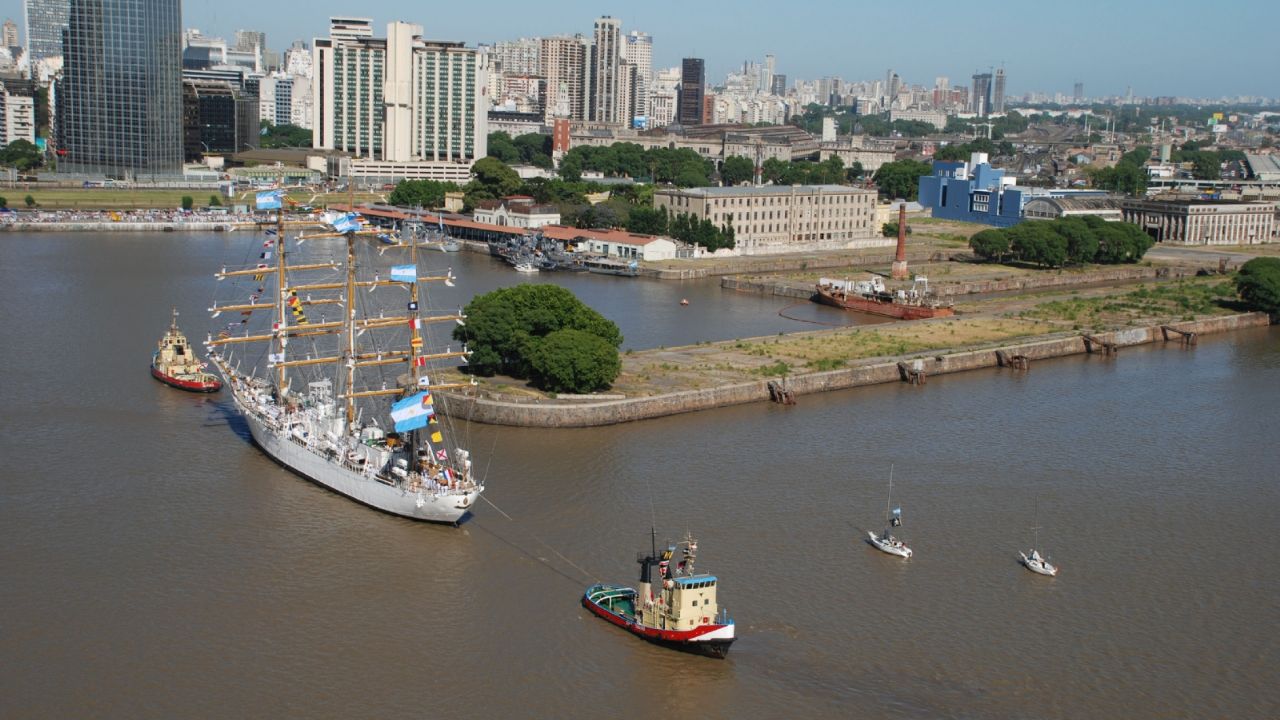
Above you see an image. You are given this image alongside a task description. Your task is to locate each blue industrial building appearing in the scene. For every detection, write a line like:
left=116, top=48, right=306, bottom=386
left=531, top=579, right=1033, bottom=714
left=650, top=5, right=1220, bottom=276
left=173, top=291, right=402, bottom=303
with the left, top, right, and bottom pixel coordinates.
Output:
left=918, top=153, right=1112, bottom=227
left=917, top=154, right=1027, bottom=227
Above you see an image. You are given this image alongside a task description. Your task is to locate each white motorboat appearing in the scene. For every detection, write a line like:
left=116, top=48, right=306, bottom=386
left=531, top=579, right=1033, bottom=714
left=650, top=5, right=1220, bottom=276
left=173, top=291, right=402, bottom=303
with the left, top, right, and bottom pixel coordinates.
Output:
left=867, top=530, right=913, bottom=558
left=866, top=465, right=913, bottom=559
left=1020, top=549, right=1058, bottom=577
left=513, top=262, right=539, bottom=273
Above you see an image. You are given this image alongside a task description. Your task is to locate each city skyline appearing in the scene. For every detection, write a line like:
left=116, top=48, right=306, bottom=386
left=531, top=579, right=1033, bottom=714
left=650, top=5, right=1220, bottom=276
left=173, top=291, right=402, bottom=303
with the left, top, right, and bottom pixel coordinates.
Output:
left=4, top=0, right=1278, bottom=99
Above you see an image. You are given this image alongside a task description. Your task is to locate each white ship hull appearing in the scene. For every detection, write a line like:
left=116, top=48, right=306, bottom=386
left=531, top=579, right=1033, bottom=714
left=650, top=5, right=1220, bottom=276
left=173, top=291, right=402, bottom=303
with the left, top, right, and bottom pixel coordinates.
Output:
left=239, top=401, right=480, bottom=525
left=867, top=531, right=913, bottom=558
left=1020, top=551, right=1058, bottom=577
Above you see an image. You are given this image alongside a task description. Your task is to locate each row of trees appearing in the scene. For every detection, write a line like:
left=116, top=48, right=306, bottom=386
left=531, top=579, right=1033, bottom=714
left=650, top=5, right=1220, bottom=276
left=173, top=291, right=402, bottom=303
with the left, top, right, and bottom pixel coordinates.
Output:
left=969, top=216, right=1154, bottom=268
left=557, top=143, right=715, bottom=186
left=626, top=205, right=735, bottom=250
left=0, top=140, right=43, bottom=171
left=933, top=138, right=1017, bottom=162
left=871, top=159, right=932, bottom=201
left=486, top=132, right=554, bottom=170
left=258, top=121, right=311, bottom=149
left=453, top=285, right=622, bottom=394
left=1089, top=146, right=1150, bottom=197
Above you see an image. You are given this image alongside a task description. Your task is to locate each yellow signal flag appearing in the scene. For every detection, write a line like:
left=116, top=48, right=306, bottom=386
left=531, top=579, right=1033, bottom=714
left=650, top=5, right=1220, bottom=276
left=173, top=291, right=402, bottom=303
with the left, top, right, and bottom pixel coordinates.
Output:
left=430, top=431, right=443, bottom=443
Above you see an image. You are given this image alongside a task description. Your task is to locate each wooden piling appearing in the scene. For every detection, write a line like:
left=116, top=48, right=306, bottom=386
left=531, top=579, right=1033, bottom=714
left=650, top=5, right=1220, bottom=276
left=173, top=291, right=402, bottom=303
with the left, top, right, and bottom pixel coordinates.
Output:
left=1082, top=334, right=1118, bottom=356
left=1160, top=325, right=1198, bottom=347
left=897, top=361, right=927, bottom=385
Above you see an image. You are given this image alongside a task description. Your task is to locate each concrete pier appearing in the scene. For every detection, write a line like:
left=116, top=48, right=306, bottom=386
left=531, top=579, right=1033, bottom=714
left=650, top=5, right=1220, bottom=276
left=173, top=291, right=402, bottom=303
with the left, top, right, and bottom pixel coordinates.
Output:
left=438, top=313, right=1272, bottom=428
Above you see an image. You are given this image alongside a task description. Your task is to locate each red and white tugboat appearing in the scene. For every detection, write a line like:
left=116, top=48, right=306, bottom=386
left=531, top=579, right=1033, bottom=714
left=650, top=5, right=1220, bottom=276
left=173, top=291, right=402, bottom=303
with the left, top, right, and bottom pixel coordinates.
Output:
left=583, top=531, right=736, bottom=658
left=151, top=308, right=221, bottom=392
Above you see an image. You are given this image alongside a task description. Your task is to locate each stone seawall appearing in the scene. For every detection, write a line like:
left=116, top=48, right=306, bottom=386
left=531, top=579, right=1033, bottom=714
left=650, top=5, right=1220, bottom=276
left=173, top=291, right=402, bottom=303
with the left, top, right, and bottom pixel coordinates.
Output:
left=438, top=313, right=1272, bottom=428
left=2, top=222, right=241, bottom=233
left=647, top=249, right=952, bottom=280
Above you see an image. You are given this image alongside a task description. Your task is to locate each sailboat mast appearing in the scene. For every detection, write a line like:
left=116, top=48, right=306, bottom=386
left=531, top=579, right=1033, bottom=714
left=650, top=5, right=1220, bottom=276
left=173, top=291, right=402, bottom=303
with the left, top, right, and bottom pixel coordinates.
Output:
left=345, top=232, right=357, bottom=425
left=886, top=464, right=894, bottom=522
left=275, top=206, right=287, bottom=392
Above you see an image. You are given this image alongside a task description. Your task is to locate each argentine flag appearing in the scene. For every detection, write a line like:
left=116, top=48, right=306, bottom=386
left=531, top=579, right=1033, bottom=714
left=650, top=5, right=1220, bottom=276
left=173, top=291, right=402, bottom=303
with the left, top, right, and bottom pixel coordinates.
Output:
left=390, top=391, right=435, bottom=433
left=390, top=264, right=417, bottom=283
left=255, top=190, right=283, bottom=210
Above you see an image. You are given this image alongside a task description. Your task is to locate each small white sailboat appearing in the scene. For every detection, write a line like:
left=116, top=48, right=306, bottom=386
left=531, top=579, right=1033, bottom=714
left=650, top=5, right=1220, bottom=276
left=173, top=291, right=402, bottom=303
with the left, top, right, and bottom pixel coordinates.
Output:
left=867, top=465, right=913, bottom=559
left=1019, top=501, right=1058, bottom=577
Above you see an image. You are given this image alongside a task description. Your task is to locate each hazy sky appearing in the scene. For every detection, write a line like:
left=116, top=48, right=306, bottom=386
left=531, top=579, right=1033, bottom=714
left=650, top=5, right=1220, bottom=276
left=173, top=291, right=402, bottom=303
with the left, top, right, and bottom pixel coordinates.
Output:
left=5, top=0, right=1277, bottom=98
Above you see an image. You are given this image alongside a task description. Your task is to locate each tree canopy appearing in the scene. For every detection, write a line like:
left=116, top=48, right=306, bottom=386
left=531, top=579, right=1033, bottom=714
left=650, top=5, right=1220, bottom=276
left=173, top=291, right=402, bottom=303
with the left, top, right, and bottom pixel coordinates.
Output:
left=453, top=285, right=622, bottom=392
left=623, top=206, right=734, bottom=251
left=487, top=132, right=554, bottom=169
left=558, top=143, right=714, bottom=186
left=720, top=155, right=755, bottom=186
left=872, top=159, right=933, bottom=200
left=387, top=179, right=460, bottom=208
left=968, top=216, right=1153, bottom=268
left=527, top=328, right=622, bottom=394
left=258, top=121, right=311, bottom=149
left=0, top=140, right=43, bottom=171
left=1235, top=257, right=1280, bottom=315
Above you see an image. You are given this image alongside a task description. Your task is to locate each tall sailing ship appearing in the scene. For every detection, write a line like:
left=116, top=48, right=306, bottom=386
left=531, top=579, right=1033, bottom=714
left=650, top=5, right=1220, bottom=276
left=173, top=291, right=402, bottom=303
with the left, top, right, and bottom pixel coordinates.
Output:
left=204, top=190, right=483, bottom=523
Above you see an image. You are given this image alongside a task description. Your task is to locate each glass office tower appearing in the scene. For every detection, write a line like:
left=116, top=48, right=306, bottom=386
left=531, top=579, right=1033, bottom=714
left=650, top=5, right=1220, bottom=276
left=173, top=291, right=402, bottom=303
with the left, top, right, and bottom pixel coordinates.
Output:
left=59, top=0, right=182, bottom=179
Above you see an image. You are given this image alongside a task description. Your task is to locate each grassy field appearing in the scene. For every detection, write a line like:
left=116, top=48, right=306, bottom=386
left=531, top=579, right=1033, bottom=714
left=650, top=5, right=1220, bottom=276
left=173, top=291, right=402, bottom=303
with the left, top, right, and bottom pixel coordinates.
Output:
left=2, top=187, right=387, bottom=210
left=463, top=276, right=1248, bottom=400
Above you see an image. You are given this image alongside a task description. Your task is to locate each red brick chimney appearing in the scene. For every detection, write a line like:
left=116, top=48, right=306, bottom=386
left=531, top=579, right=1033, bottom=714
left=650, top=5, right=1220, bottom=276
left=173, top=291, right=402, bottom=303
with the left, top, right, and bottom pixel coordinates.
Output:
left=891, top=202, right=909, bottom=280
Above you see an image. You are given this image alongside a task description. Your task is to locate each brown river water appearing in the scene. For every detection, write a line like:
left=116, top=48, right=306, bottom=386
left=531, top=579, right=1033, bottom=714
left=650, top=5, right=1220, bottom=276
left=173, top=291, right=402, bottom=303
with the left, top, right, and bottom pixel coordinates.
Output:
left=1, top=232, right=1277, bottom=718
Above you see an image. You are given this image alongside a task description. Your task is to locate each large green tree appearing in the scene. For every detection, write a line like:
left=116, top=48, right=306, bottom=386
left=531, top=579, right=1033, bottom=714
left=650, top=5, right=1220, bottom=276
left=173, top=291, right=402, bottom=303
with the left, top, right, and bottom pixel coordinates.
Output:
left=258, top=121, right=311, bottom=149
left=1090, top=163, right=1148, bottom=196
left=1235, top=257, right=1280, bottom=315
left=388, top=179, right=459, bottom=208
left=470, top=157, right=523, bottom=197
left=0, top=140, right=43, bottom=171
left=453, top=285, right=622, bottom=382
left=872, top=159, right=933, bottom=200
left=527, top=329, right=623, bottom=393
left=721, top=155, right=755, bottom=186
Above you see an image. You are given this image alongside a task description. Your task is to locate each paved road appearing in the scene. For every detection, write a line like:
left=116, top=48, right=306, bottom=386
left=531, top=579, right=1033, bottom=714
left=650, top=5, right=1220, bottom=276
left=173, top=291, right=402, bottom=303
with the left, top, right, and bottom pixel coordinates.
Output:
left=1146, top=244, right=1264, bottom=266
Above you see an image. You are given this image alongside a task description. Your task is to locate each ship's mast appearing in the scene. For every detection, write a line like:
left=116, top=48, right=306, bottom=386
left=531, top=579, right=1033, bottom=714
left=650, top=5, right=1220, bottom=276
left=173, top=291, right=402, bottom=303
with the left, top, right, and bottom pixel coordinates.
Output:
left=409, top=223, right=421, bottom=386
left=275, top=206, right=287, bottom=392
left=344, top=230, right=357, bottom=426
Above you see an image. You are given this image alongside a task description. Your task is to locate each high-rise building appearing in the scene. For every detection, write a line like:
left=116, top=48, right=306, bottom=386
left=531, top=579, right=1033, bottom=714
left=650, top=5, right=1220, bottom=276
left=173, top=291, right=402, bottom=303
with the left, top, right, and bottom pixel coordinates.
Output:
left=235, top=30, right=265, bottom=55
left=992, top=67, right=1006, bottom=114
left=183, top=78, right=258, bottom=160
left=3, top=19, right=19, bottom=48
left=1073, top=81, right=1083, bottom=103
left=312, top=18, right=383, bottom=157
left=59, top=0, right=183, bottom=178
left=761, top=54, right=775, bottom=96
left=493, top=37, right=540, bottom=76
left=24, top=0, right=70, bottom=62
left=540, top=35, right=587, bottom=120
left=0, top=81, right=36, bottom=147
left=313, top=19, right=486, bottom=165
left=677, top=57, right=704, bottom=126
left=971, top=72, right=992, bottom=116
left=589, top=16, right=622, bottom=123
left=622, top=30, right=652, bottom=120
left=284, top=40, right=312, bottom=78
left=771, top=73, right=786, bottom=97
